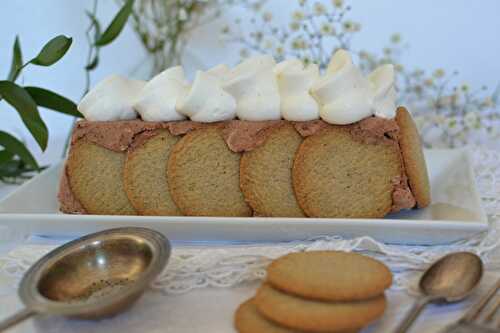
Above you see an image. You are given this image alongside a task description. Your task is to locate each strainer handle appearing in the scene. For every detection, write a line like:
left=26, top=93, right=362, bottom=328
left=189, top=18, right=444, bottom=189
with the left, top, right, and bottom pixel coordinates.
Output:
left=0, top=307, right=34, bottom=332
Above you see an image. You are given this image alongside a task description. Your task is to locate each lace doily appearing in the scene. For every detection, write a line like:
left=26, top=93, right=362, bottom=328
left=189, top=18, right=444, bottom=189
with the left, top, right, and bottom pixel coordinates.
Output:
left=1, top=147, right=499, bottom=295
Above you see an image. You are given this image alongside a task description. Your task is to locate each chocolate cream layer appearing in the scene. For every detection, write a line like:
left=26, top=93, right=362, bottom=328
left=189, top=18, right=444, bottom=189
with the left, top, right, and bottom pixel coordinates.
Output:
left=59, top=117, right=416, bottom=214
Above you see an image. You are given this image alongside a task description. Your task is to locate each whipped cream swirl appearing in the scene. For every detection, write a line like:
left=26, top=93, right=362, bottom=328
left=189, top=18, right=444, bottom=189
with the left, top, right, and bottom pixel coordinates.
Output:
left=134, top=66, right=188, bottom=122
left=177, top=68, right=236, bottom=122
left=78, top=75, right=145, bottom=121
left=223, top=55, right=281, bottom=121
left=275, top=59, right=320, bottom=121
left=80, top=51, right=397, bottom=124
left=311, top=49, right=397, bottom=124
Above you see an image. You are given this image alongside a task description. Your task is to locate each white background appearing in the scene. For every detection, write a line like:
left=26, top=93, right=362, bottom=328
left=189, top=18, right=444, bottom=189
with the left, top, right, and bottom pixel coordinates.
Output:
left=1, top=0, right=499, bottom=165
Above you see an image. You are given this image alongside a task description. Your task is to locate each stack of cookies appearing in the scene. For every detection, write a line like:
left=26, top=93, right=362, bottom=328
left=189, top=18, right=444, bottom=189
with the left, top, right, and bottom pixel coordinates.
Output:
left=235, top=251, right=392, bottom=333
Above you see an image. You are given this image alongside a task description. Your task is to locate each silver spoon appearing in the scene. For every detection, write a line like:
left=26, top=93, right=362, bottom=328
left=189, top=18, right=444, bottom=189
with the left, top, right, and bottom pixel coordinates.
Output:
left=394, top=252, right=483, bottom=333
left=0, top=227, right=170, bottom=332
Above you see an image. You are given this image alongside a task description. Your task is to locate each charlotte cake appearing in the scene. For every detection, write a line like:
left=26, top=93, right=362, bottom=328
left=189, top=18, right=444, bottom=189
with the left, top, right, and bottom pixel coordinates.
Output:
left=58, top=49, right=430, bottom=218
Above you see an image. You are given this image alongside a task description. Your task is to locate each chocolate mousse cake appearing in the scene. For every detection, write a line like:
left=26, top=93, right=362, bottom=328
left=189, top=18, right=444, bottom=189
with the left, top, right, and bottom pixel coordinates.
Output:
left=58, top=50, right=431, bottom=218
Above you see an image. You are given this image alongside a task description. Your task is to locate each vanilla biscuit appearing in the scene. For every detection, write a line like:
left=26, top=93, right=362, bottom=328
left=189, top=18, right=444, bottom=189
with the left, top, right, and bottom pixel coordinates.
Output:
left=292, top=125, right=402, bottom=218
left=255, top=283, right=386, bottom=333
left=167, top=127, right=252, bottom=217
left=395, top=107, right=431, bottom=208
left=67, top=139, right=136, bottom=215
left=124, top=129, right=181, bottom=216
left=240, top=123, right=305, bottom=217
left=266, top=251, right=392, bottom=301
left=235, top=298, right=359, bottom=333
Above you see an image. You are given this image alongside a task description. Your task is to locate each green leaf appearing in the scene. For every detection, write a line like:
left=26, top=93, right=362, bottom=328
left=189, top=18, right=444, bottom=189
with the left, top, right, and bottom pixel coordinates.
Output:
left=0, top=81, right=48, bottom=150
left=0, top=131, right=39, bottom=169
left=25, top=86, right=83, bottom=118
left=95, top=0, right=134, bottom=46
left=30, top=35, right=72, bottom=66
left=0, top=149, right=14, bottom=164
left=7, top=36, right=23, bottom=81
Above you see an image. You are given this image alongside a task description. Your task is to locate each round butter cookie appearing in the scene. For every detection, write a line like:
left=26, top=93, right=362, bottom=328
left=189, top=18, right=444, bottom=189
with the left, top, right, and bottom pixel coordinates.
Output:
left=167, top=127, right=252, bottom=216
left=240, top=123, right=305, bottom=217
left=255, top=283, right=385, bottom=333
left=266, top=251, right=392, bottom=302
left=67, top=139, right=136, bottom=215
left=396, top=107, right=431, bottom=208
left=235, top=298, right=358, bottom=333
left=292, top=126, right=401, bottom=218
left=124, top=129, right=181, bottom=216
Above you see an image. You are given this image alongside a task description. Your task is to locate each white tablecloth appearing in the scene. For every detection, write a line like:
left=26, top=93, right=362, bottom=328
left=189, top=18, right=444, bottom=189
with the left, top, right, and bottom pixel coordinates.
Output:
left=1, top=175, right=499, bottom=333
left=0, top=244, right=498, bottom=333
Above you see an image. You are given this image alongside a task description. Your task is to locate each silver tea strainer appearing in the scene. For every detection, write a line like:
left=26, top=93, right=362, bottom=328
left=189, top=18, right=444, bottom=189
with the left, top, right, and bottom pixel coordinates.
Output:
left=0, top=227, right=171, bottom=332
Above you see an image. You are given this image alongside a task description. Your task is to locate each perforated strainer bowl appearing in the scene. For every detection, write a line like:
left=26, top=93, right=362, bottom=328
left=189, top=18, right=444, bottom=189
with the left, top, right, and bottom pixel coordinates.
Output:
left=0, top=227, right=170, bottom=332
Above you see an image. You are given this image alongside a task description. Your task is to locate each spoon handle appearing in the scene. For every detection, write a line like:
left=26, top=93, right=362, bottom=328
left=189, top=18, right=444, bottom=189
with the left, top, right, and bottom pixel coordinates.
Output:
left=0, top=307, right=34, bottom=332
left=393, top=297, right=431, bottom=333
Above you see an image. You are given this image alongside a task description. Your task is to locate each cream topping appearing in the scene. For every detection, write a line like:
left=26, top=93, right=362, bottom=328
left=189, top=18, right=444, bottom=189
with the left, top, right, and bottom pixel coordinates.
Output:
left=223, top=55, right=281, bottom=121
left=78, top=75, right=145, bottom=121
left=275, top=59, right=320, bottom=121
left=367, top=64, right=397, bottom=119
left=177, top=70, right=236, bottom=122
left=80, top=52, right=397, bottom=124
left=311, top=49, right=397, bottom=124
left=133, top=66, right=189, bottom=122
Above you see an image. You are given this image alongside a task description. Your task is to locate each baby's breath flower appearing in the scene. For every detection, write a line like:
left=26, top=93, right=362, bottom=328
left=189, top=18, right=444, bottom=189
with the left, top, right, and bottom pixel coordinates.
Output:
left=221, top=25, right=230, bottom=34
left=251, top=31, right=264, bottom=41
left=332, top=0, right=343, bottom=8
left=433, top=69, right=445, bottom=78
left=424, top=78, right=434, bottom=87
left=395, top=64, right=404, bottom=72
left=292, top=10, right=305, bottom=21
left=383, top=47, right=391, bottom=55
left=342, top=20, right=360, bottom=32
left=320, top=23, right=334, bottom=35
left=289, top=21, right=300, bottom=31
left=291, top=37, right=306, bottom=49
left=445, top=118, right=461, bottom=135
left=390, top=33, right=401, bottom=44
left=276, top=46, right=284, bottom=56
left=314, top=2, right=326, bottom=15
left=262, top=12, right=273, bottom=22
left=343, top=21, right=353, bottom=31
left=298, top=0, right=307, bottom=6
left=461, top=84, right=469, bottom=92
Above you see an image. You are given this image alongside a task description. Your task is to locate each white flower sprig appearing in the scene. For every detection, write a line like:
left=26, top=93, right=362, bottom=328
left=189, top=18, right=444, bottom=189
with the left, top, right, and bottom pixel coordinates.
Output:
left=221, top=0, right=500, bottom=148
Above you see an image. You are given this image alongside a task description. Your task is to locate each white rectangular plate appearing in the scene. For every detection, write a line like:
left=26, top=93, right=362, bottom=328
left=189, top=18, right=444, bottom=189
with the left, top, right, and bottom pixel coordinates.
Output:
left=0, top=148, right=488, bottom=245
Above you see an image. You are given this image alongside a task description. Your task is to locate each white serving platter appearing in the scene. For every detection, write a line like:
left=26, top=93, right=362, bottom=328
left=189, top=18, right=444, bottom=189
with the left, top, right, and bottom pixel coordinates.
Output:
left=0, top=148, right=488, bottom=245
